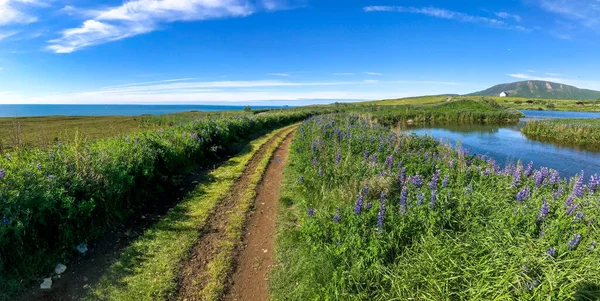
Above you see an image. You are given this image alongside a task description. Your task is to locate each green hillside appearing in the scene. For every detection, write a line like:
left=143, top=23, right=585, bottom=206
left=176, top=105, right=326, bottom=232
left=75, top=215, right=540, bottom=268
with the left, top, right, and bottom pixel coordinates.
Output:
left=470, top=80, right=600, bottom=100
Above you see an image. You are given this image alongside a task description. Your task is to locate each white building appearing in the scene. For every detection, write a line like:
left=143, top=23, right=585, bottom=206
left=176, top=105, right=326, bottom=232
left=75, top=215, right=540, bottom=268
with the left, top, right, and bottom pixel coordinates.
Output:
left=499, top=92, right=508, bottom=97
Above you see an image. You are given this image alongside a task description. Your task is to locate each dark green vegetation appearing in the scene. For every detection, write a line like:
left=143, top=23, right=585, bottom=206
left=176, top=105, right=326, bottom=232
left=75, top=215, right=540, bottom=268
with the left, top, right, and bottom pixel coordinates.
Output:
left=522, top=118, right=600, bottom=150
left=272, top=114, right=600, bottom=300
left=471, top=80, right=600, bottom=100
left=0, top=109, right=316, bottom=299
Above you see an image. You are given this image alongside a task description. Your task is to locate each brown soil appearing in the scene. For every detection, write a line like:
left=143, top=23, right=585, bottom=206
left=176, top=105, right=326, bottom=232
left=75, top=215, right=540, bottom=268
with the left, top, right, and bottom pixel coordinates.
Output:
left=222, top=132, right=294, bottom=301
left=13, top=130, right=272, bottom=301
left=174, top=129, right=292, bottom=301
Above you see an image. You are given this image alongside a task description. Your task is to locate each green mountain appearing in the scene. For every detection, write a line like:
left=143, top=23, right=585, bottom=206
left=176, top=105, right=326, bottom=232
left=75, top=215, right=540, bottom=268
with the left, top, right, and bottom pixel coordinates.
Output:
left=470, top=80, right=600, bottom=100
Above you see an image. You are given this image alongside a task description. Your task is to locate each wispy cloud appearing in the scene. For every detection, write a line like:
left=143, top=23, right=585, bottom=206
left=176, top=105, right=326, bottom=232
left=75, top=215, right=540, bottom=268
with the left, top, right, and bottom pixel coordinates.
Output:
left=0, top=0, right=40, bottom=26
left=364, top=72, right=382, bottom=76
left=47, top=0, right=303, bottom=53
left=495, top=12, right=521, bottom=22
left=363, top=79, right=379, bottom=83
left=0, top=31, right=18, bottom=41
left=364, top=6, right=531, bottom=32
left=267, top=73, right=290, bottom=77
left=333, top=72, right=355, bottom=76
left=536, top=0, right=600, bottom=29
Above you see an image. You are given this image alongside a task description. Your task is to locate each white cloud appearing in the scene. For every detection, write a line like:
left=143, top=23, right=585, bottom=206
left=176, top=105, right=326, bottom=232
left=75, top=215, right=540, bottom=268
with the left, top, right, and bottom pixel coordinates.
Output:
left=495, top=12, right=521, bottom=22
left=48, top=0, right=304, bottom=53
left=0, top=78, right=463, bottom=104
left=333, top=73, right=355, bottom=76
left=0, top=31, right=17, bottom=40
left=545, top=72, right=565, bottom=77
left=537, top=0, right=600, bottom=29
left=364, top=6, right=531, bottom=32
left=363, top=79, right=378, bottom=83
left=0, top=0, right=39, bottom=26
left=364, top=72, right=382, bottom=75
left=267, top=73, right=289, bottom=77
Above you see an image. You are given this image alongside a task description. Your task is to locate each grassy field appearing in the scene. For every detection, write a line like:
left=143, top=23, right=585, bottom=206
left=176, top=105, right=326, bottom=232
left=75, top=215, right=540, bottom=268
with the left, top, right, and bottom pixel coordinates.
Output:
left=271, top=114, right=600, bottom=300
left=368, top=95, right=600, bottom=112
left=522, top=118, right=600, bottom=150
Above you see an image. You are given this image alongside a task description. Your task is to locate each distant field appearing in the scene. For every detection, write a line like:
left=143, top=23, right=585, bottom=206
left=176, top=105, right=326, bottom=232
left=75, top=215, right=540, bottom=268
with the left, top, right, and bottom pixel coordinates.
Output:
left=367, top=95, right=600, bottom=112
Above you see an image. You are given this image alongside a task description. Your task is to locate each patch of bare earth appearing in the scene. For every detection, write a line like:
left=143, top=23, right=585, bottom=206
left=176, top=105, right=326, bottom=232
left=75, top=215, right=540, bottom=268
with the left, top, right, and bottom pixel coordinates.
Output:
left=223, top=132, right=294, bottom=301
left=174, top=130, right=292, bottom=301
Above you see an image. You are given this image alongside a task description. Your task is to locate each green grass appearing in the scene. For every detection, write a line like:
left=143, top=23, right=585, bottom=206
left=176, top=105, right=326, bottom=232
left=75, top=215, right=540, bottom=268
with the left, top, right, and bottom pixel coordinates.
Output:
left=85, top=125, right=291, bottom=301
left=270, top=114, right=600, bottom=300
left=522, top=118, right=600, bottom=150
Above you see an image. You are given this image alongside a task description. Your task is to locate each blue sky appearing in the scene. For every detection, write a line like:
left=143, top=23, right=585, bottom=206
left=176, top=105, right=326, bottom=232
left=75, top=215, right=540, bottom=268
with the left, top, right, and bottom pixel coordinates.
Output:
left=1, top=0, right=600, bottom=105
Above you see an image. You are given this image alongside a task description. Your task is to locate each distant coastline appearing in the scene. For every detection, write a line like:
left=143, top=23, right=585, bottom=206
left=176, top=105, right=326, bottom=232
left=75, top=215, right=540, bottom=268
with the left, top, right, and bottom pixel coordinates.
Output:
left=0, top=104, right=286, bottom=118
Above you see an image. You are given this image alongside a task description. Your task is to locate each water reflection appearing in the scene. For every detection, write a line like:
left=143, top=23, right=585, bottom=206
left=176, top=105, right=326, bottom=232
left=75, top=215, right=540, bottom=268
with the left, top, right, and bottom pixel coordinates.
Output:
left=405, top=117, right=600, bottom=178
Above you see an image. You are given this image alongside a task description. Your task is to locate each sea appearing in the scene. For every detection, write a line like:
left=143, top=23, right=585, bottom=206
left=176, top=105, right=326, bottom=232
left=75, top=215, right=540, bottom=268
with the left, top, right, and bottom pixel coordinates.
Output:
left=0, top=105, right=286, bottom=118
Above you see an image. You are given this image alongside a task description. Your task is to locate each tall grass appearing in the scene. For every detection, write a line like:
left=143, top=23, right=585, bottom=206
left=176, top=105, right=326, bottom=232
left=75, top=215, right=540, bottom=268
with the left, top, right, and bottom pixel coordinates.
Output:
left=0, top=109, right=318, bottom=298
left=522, top=118, right=600, bottom=150
left=271, top=114, right=600, bottom=300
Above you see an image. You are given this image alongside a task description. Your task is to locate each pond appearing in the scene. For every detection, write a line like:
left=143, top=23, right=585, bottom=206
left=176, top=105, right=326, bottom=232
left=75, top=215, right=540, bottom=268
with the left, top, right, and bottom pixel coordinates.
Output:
left=407, top=111, right=600, bottom=179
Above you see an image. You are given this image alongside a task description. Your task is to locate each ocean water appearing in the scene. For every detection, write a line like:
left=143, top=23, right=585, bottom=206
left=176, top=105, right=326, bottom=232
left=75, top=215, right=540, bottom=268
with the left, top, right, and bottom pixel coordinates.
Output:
left=0, top=105, right=285, bottom=117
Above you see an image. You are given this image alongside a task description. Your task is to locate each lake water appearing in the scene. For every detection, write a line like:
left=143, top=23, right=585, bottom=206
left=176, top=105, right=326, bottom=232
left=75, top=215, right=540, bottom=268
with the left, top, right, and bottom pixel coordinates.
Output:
left=407, top=111, right=600, bottom=178
left=0, top=105, right=284, bottom=117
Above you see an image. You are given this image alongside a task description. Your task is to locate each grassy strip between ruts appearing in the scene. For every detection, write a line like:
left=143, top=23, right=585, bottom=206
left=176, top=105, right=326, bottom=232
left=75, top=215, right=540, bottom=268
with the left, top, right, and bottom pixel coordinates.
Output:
left=84, top=125, right=294, bottom=301
left=200, top=125, right=297, bottom=301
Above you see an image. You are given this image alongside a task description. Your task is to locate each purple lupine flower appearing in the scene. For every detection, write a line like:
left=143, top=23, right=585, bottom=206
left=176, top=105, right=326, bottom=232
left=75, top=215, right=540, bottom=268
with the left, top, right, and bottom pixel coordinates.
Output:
left=335, top=152, right=341, bottom=164
left=573, top=171, right=585, bottom=198
left=430, top=170, right=440, bottom=191
left=589, top=173, right=599, bottom=193
left=135, top=137, right=140, bottom=143
left=2, top=217, right=8, bottom=225
left=377, top=201, right=386, bottom=229
left=48, top=175, right=55, bottom=181
left=363, top=150, right=369, bottom=162
left=466, top=184, right=473, bottom=195
left=354, top=194, right=364, bottom=215
left=516, top=186, right=531, bottom=202
left=333, top=213, right=341, bottom=223
left=526, top=280, right=540, bottom=291
left=408, top=175, right=423, bottom=188
left=311, top=140, right=317, bottom=152
left=380, top=191, right=387, bottom=200
left=370, top=154, right=377, bottom=164
left=416, top=191, right=424, bottom=205
left=397, top=161, right=403, bottom=170
left=539, top=198, right=549, bottom=221
left=5, top=154, right=11, bottom=160
left=442, top=175, right=449, bottom=188
left=312, top=157, right=317, bottom=167
left=318, top=167, right=323, bottom=176
left=365, top=203, right=373, bottom=210
left=564, top=194, right=574, bottom=208
left=512, top=166, right=522, bottom=187
left=363, top=185, right=369, bottom=195
left=574, top=211, right=584, bottom=223
left=448, top=159, right=455, bottom=168
left=566, top=204, right=578, bottom=215
left=549, top=170, right=560, bottom=185
left=430, top=190, right=437, bottom=208
left=385, top=155, right=393, bottom=170
left=533, top=170, right=544, bottom=187
left=547, top=246, right=556, bottom=257
left=299, top=176, right=304, bottom=183
left=399, top=186, right=408, bottom=214
left=399, top=168, right=406, bottom=184
left=568, top=234, right=582, bottom=250
left=524, top=161, right=534, bottom=177
left=590, top=241, right=596, bottom=251
left=308, top=208, right=314, bottom=218
left=126, top=137, right=131, bottom=143
left=0, top=169, right=5, bottom=180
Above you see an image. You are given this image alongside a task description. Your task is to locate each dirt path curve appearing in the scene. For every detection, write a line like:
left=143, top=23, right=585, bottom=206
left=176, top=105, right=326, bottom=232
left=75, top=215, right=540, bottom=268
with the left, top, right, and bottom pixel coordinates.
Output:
left=222, top=131, right=294, bottom=301
left=175, top=128, right=294, bottom=301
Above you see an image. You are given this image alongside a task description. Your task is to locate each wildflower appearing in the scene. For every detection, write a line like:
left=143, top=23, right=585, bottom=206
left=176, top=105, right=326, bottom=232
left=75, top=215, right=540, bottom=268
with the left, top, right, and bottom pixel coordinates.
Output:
left=417, top=191, right=424, bottom=205
left=2, top=217, right=8, bottom=225
left=526, top=280, right=540, bottom=291
left=547, top=246, right=556, bottom=257
left=574, top=211, right=584, bottom=223
left=5, top=155, right=10, bottom=161
left=126, top=137, right=131, bottom=143
left=442, top=175, right=448, bottom=188
left=299, top=176, right=304, bottom=183
left=335, top=152, right=341, bottom=164
left=564, top=195, right=574, bottom=208
left=385, top=155, right=393, bottom=170
left=380, top=191, right=387, bottom=200
left=191, top=133, right=199, bottom=140
left=318, top=167, right=323, bottom=176
left=533, top=170, right=544, bottom=187
left=311, top=140, right=317, bottom=152
left=0, top=169, right=5, bottom=180
left=573, top=171, right=585, bottom=198
left=363, top=150, right=369, bottom=162
left=399, top=168, right=406, bottom=184
left=524, top=161, right=534, bottom=177
left=312, top=157, right=317, bottom=167
left=399, top=186, right=408, bottom=214
left=370, top=154, right=377, bottom=165
left=365, top=203, right=373, bottom=210
left=363, top=185, right=369, bottom=195
left=333, top=213, right=341, bottom=223
left=568, top=234, right=582, bottom=250
left=307, top=208, right=314, bottom=218
left=448, top=159, right=455, bottom=168
left=549, top=170, right=560, bottom=185
left=135, top=137, right=140, bottom=143
left=408, top=175, right=423, bottom=188
left=553, top=186, right=565, bottom=200
left=430, top=170, right=440, bottom=191
left=430, top=190, right=437, bottom=208
left=354, top=194, right=364, bottom=215
left=539, top=199, right=549, bottom=220
left=516, top=186, right=531, bottom=202
left=48, top=175, right=55, bottom=181
left=377, top=201, right=386, bottom=229
left=589, top=173, right=599, bottom=193
left=566, top=204, right=578, bottom=215
left=590, top=241, right=596, bottom=251
left=397, top=161, right=403, bottom=170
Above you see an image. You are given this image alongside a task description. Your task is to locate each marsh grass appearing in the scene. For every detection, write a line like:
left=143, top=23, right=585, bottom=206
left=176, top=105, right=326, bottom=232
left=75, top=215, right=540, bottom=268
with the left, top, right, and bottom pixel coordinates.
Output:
left=522, top=118, right=600, bottom=150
